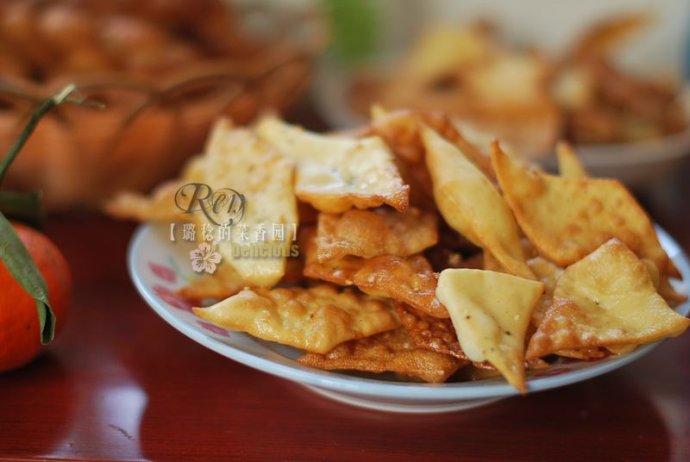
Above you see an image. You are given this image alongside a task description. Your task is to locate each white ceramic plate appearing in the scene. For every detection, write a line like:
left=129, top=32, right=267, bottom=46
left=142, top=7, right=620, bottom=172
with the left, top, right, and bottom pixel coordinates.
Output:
left=128, top=224, right=690, bottom=413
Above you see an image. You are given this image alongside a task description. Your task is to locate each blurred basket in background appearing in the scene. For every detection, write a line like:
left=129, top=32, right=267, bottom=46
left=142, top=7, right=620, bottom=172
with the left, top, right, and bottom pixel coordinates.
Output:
left=0, top=0, right=325, bottom=210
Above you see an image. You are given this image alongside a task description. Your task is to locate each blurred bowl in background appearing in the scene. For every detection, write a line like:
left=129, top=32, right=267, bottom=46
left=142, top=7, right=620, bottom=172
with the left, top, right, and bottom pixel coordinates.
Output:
left=0, top=0, right=325, bottom=210
left=315, top=59, right=690, bottom=188
left=314, top=0, right=690, bottom=188
left=540, top=87, right=690, bottom=187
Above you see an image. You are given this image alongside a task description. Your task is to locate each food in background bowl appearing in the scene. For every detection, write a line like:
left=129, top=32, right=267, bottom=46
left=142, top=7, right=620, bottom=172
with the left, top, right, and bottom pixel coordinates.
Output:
left=0, top=0, right=323, bottom=209
left=349, top=15, right=688, bottom=157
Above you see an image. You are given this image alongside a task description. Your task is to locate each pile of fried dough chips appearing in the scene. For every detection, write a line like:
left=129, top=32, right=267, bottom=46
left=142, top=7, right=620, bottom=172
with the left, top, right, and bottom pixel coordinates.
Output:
left=107, top=109, right=690, bottom=393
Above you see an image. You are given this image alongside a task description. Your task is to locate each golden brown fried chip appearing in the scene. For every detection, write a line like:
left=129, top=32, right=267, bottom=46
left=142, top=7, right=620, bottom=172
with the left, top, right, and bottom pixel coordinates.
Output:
left=396, top=303, right=464, bottom=359
left=570, top=13, right=651, bottom=61
left=304, top=228, right=448, bottom=318
left=315, top=207, right=438, bottom=262
left=192, top=121, right=298, bottom=287
left=607, top=344, right=638, bottom=355
left=527, top=256, right=564, bottom=327
left=526, top=239, right=690, bottom=359
left=298, top=328, right=467, bottom=383
left=491, top=142, right=679, bottom=278
left=105, top=180, right=185, bottom=222
left=437, top=269, right=544, bottom=392
left=178, top=264, right=246, bottom=301
left=556, top=348, right=609, bottom=361
left=482, top=250, right=504, bottom=272
left=256, top=117, right=409, bottom=213
left=354, top=255, right=448, bottom=318
left=193, top=285, right=399, bottom=354
left=658, top=276, right=688, bottom=308
left=556, top=142, right=587, bottom=178
left=458, top=52, right=561, bottom=155
left=302, top=229, right=360, bottom=286
left=370, top=107, right=494, bottom=178
left=423, top=127, right=535, bottom=280
left=392, top=23, right=495, bottom=84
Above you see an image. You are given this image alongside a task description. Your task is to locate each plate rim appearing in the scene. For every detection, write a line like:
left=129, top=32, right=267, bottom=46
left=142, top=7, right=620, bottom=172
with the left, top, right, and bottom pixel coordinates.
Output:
left=128, top=224, right=690, bottom=400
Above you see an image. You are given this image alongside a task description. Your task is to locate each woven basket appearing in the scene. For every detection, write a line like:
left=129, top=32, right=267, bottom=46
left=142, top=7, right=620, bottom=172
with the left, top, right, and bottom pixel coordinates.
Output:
left=0, top=3, right=324, bottom=210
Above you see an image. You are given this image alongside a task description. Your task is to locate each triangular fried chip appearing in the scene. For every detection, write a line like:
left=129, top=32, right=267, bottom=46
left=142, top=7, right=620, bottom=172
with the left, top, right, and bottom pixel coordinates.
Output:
left=303, top=225, right=448, bottom=318
left=353, top=255, right=448, bottom=318
left=105, top=180, right=185, bottom=222
left=298, top=328, right=467, bottom=383
left=396, top=303, right=464, bottom=359
left=569, top=13, right=650, bottom=61
left=302, top=228, right=359, bottom=286
left=658, top=275, right=689, bottom=307
left=107, top=119, right=298, bottom=287
left=256, top=117, right=409, bottom=213
left=556, top=348, right=608, bottom=360
left=370, top=107, right=494, bottom=177
left=556, top=142, right=587, bottom=178
left=526, top=239, right=690, bottom=359
left=436, top=269, right=544, bottom=392
left=423, top=127, right=534, bottom=280
left=177, top=264, right=246, bottom=301
left=192, top=121, right=298, bottom=287
left=527, top=256, right=563, bottom=327
left=491, top=142, right=679, bottom=278
left=194, top=285, right=398, bottom=354
left=394, top=23, right=494, bottom=84
left=315, top=207, right=437, bottom=261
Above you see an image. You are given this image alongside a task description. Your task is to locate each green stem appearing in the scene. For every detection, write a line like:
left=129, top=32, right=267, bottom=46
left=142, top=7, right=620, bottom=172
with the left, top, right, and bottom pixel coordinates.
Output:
left=0, top=84, right=104, bottom=187
left=0, top=84, right=104, bottom=345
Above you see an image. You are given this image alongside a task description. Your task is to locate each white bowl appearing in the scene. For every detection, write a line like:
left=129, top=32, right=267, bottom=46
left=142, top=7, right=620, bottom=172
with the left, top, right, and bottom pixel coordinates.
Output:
left=128, top=223, right=690, bottom=413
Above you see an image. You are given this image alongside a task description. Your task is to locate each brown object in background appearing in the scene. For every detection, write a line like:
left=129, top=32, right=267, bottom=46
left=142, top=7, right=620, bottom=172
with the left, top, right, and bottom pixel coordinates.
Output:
left=0, top=0, right=325, bottom=210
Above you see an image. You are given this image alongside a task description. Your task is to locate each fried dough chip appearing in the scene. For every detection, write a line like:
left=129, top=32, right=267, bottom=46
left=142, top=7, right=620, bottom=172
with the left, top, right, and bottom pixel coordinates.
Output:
left=423, top=127, right=534, bottom=280
left=491, top=142, right=679, bottom=278
left=370, top=107, right=494, bottom=177
left=658, top=276, right=689, bottom=307
left=396, top=303, right=464, bottom=359
left=395, top=23, right=494, bottom=84
left=315, top=207, right=437, bottom=261
left=256, top=117, right=409, bottom=213
left=354, top=255, right=448, bottom=318
left=570, top=13, right=650, bottom=61
left=304, top=227, right=448, bottom=318
left=437, top=269, right=544, bottom=392
left=298, top=328, right=466, bottom=383
left=526, top=239, right=690, bottom=359
left=193, top=285, right=399, bottom=354
left=105, top=180, right=185, bottom=222
left=556, top=142, right=587, bottom=178
left=178, top=264, right=247, bottom=301
left=194, top=120, right=298, bottom=287
left=302, top=229, right=360, bottom=286
left=556, top=348, right=609, bottom=360
left=527, top=257, right=564, bottom=327
left=640, top=258, right=687, bottom=307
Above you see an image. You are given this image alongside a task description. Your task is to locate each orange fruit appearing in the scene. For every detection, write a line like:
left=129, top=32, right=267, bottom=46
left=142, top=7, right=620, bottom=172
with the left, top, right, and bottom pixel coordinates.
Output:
left=0, top=222, right=72, bottom=372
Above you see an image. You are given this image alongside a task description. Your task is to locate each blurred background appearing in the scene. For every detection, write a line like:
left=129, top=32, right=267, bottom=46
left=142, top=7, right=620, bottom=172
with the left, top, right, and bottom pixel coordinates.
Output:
left=1, top=0, right=689, bottom=210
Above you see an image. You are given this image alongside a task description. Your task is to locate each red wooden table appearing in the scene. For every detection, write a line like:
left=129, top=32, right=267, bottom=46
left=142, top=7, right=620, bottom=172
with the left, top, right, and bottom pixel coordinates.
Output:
left=1, top=166, right=690, bottom=462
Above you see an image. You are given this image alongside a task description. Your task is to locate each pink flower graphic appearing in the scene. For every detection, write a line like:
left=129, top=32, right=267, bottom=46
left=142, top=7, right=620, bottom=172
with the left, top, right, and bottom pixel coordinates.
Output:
left=189, top=243, right=222, bottom=274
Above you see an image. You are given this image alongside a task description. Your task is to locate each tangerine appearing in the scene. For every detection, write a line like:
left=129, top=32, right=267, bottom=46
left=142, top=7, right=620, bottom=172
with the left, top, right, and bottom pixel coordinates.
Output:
left=0, top=222, right=71, bottom=372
